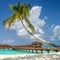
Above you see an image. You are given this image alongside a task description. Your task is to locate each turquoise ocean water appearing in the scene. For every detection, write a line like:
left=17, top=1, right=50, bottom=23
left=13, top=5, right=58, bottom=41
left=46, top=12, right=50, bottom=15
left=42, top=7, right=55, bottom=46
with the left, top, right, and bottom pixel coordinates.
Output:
left=0, top=46, right=60, bottom=54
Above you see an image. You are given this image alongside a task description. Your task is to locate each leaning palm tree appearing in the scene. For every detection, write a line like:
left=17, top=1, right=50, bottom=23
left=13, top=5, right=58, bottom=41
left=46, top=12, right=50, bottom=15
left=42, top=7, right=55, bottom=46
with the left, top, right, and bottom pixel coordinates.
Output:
left=3, top=2, right=58, bottom=47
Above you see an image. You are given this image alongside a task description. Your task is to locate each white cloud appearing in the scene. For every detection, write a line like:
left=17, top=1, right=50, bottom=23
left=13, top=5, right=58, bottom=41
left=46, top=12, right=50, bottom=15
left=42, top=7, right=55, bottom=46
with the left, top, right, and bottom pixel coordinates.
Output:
left=30, top=26, right=45, bottom=40
left=10, top=20, right=23, bottom=30
left=10, top=6, right=46, bottom=39
left=2, top=39, right=14, bottom=45
left=50, top=24, right=54, bottom=30
left=44, top=16, right=47, bottom=20
left=17, top=29, right=28, bottom=36
left=39, top=28, right=44, bottom=35
left=51, top=25, right=60, bottom=40
left=29, top=6, right=46, bottom=27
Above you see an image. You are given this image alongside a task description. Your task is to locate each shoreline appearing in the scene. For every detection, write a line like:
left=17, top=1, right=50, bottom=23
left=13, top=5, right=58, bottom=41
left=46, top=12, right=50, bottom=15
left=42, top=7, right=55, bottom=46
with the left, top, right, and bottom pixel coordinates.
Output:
left=0, top=52, right=60, bottom=60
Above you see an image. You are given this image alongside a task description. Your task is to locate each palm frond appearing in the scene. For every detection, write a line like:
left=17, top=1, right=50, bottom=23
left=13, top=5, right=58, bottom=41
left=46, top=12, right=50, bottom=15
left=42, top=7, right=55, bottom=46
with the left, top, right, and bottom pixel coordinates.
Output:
left=9, top=4, right=15, bottom=9
left=23, top=3, right=30, bottom=17
left=29, top=23, right=35, bottom=32
left=17, top=1, right=20, bottom=8
left=3, top=13, right=16, bottom=28
left=8, top=13, right=16, bottom=27
left=25, top=18, right=35, bottom=32
left=9, top=4, right=18, bottom=12
left=3, top=16, right=11, bottom=26
left=4, top=1, right=35, bottom=32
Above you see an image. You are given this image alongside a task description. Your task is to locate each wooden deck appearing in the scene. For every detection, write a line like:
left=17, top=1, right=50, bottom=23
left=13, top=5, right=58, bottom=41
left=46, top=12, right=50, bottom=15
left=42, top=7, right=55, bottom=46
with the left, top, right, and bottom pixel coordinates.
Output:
left=11, top=47, right=60, bottom=54
left=0, top=45, right=60, bottom=54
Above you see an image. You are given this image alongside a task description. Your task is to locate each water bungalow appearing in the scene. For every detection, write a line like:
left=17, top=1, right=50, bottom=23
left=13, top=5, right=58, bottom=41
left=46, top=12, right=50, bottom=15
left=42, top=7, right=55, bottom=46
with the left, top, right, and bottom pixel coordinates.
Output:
left=31, top=41, right=42, bottom=47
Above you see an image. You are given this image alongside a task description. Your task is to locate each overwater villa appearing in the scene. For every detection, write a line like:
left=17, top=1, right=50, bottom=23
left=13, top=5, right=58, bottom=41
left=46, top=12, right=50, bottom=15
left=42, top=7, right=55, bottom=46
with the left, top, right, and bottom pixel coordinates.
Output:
left=31, top=41, right=42, bottom=47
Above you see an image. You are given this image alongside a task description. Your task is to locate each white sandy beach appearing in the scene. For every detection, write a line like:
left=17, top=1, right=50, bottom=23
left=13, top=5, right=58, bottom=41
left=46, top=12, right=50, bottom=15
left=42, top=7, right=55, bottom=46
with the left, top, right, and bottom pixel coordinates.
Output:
left=0, top=52, right=60, bottom=60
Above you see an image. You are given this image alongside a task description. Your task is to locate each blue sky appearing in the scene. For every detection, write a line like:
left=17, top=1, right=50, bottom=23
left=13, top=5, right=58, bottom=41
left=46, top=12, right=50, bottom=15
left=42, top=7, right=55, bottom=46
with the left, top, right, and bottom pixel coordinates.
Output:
left=0, top=0, right=60, bottom=46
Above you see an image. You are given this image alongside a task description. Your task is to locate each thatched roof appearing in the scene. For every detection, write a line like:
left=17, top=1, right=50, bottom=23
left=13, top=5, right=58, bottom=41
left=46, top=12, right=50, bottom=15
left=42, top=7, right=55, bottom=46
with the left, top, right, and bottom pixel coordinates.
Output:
left=31, top=41, right=42, bottom=45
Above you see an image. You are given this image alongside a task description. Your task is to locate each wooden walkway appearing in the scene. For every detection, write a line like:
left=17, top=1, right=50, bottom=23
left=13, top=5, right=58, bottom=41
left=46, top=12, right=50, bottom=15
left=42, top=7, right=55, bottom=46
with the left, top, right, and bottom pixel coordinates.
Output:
left=0, top=45, right=60, bottom=54
left=11, top=47, right=60, bottom=54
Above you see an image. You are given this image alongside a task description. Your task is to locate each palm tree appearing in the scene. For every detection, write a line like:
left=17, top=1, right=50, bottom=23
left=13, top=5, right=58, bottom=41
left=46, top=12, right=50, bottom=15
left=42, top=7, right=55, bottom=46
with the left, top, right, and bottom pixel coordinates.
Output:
left=3, top=1, right=58, bottom=47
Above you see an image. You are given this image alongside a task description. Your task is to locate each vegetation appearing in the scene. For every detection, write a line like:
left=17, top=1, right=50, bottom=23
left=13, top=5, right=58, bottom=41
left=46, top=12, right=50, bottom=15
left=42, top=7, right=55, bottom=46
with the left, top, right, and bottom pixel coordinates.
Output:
left=3, top=1, right=58, bottom=47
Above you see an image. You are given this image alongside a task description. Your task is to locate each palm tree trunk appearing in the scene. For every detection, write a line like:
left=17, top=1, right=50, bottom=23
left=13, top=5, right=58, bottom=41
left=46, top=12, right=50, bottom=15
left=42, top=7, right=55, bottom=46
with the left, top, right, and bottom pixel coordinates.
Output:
left=21, top=20, right=58, bottom=47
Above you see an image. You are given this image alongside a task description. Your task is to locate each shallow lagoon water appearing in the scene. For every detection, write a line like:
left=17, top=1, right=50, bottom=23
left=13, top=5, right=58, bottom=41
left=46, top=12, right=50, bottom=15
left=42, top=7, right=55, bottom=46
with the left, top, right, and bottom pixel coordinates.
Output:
left=0, top=46, right=60, bottom=54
